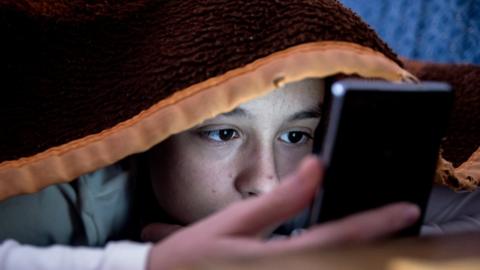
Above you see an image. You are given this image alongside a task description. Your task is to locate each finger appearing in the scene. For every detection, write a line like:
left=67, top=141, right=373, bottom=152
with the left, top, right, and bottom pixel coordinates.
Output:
left=200, top=155, right=323, bottom=236
left=141, top=223, right=184, bottom=242
left=266, top=202, right=420, bottom=252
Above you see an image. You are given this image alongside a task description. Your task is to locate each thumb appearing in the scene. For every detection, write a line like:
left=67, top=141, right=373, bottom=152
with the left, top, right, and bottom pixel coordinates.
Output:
left=141, top=223, right=183, bottom=242
left=201, top=155, right=323, bottom=236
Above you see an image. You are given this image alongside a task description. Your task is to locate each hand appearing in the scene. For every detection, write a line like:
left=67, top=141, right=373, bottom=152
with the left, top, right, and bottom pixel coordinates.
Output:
left=146, top=155, right=420, bottom=270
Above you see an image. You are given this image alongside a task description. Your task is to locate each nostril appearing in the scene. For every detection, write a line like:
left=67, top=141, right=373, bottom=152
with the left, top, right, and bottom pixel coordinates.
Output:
left=247, top=191, right=258, bottom=197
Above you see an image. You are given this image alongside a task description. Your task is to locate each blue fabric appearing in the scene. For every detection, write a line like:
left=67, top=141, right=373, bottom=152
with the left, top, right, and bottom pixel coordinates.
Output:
left=340, top=0, right=480, bottom=64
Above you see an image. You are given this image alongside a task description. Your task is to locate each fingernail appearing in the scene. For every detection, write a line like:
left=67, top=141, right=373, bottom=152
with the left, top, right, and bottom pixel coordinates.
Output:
left=299, top=155, right=320, bottom=172
left=286, top=155, right=321, bottom=184
left=288, top=156, right=315, bottom=182
left=403, top=204, right=420, bottom=224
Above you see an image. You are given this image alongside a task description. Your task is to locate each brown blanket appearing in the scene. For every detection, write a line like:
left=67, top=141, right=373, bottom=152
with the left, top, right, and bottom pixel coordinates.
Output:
left=404, top=59, right=480, bottom=191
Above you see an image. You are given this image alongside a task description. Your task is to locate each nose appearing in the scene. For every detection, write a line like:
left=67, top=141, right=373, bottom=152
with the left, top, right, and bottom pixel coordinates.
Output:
left=234, top=146, right=280, bottom=198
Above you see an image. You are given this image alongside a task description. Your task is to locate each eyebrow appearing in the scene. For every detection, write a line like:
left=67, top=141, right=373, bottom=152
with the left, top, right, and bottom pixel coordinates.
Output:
left=218, top=105, right=321, bottom=120
left=287, top=106, right=322, bottom=121
left=219, top=108, right=249, bottom=118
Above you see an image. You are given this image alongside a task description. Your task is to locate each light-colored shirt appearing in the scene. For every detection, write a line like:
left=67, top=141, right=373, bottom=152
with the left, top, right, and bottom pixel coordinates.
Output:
left=0, top=163, right=135, bottom=246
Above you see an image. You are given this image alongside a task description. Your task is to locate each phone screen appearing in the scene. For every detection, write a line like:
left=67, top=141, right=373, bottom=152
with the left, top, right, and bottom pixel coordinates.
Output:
left=310, top=80, right=453, bottom=236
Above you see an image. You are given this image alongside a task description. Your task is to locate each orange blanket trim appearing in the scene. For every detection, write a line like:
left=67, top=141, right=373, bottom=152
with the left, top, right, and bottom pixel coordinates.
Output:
left=0, top=41, right=414, bottom=201
left=436, top=147, right=480, bottom=191
left=455, top=147, right=480, bottom=190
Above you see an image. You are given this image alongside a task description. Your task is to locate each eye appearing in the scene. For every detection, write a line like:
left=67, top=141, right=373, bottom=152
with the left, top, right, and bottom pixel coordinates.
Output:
left=202, top=129, right=240, bottom=142
left=279, top=131, right=312, bottom=144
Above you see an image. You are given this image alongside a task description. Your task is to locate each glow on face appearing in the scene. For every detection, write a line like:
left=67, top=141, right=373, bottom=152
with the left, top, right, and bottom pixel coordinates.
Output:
left=149, top=79, right=324, bottom=224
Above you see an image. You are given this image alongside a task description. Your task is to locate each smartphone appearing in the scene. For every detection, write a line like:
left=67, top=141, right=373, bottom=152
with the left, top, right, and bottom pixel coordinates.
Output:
left=309, top=79, right=453, bottom=236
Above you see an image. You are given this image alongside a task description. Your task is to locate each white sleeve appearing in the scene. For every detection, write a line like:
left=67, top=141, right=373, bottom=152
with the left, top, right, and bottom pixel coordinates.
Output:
left=0, top=240, right=152, bottom=270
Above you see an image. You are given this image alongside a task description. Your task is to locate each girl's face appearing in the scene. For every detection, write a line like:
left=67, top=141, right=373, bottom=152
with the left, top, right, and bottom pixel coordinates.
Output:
left=149, top=79, right=324, bottom=224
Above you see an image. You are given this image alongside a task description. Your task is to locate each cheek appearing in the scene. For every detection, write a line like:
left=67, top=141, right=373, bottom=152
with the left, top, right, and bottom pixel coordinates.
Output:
left=275, top=144, right=313, bottom=178
left=151, top=144, right=242, bottom=223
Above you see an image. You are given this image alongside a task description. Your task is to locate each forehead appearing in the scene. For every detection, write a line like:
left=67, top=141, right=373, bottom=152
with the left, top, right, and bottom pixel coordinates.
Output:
left=238, top=79, right=324, bottom=113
